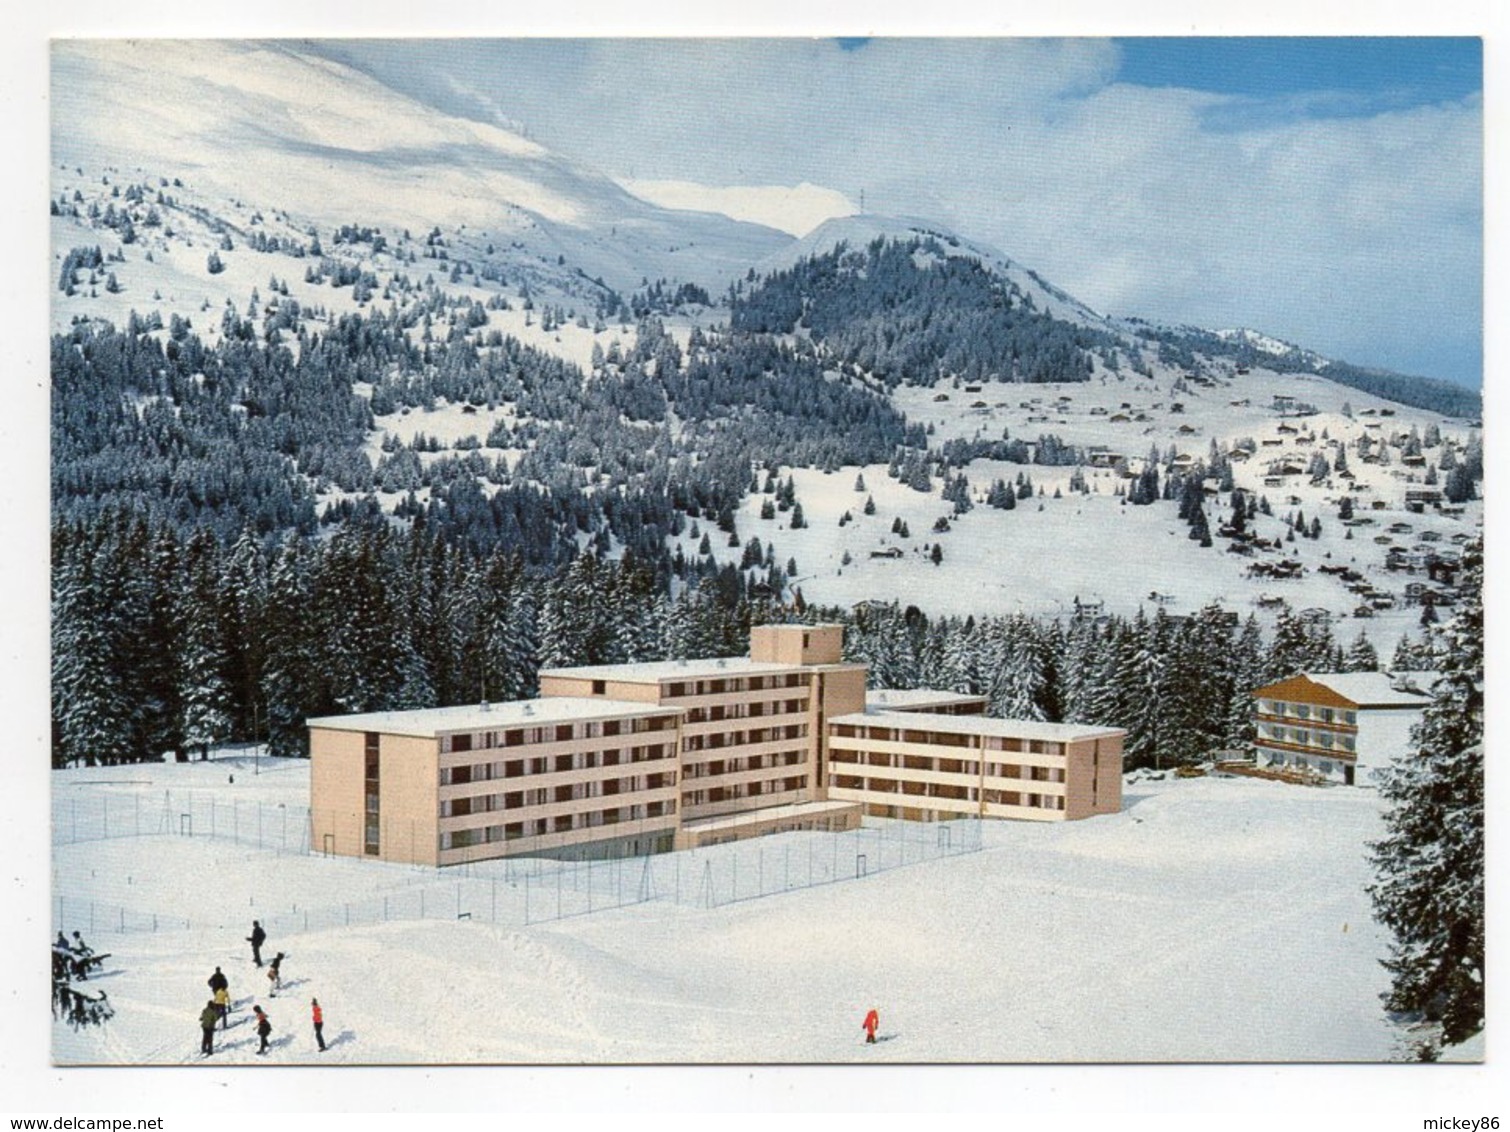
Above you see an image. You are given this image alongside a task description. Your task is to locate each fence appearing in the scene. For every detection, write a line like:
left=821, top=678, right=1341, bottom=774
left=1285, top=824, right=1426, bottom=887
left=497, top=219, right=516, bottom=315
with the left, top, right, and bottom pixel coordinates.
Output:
left=54, top=790, right=311, bottom=855
left=53, top=787, right=982, bottom=937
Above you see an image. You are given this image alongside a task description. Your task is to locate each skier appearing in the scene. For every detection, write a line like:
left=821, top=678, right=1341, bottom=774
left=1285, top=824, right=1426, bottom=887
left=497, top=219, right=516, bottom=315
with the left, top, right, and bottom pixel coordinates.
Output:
left=862, top=1006, right=880, bottom=1044
left=214, top=985, right=231, bottom=1030
left=199, top=999, right=219, bottom=1056
left=311, top=998, right=326, bottom=1052
left=252, top=1005, right=272, bottom=1055
left=208, top=966, right=228, bottom=995
left=266, top=952, right=285, bottom=996
left=247, top=921, right=266, bottom=967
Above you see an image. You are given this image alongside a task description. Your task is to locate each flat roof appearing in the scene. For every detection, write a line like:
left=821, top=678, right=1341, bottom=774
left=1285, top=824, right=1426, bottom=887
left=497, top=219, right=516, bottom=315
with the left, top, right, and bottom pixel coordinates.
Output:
left=865, top=689, right=989, bottom=711
left=307, top=697, right=675, bottom=738
left=678, top=799, right=861, bottom=835
left=539, top=656, right=811, bottom=683
left=832, top=710, right=1124, bottom=743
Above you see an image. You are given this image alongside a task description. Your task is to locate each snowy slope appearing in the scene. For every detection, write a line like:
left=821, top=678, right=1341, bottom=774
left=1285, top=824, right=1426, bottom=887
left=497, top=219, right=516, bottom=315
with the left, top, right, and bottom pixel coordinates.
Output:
left=694, top=364, right=1480, bottom=644
left=51, top=40, right=791, bottom=296
left=49, top=755, right=1414, bottom=1065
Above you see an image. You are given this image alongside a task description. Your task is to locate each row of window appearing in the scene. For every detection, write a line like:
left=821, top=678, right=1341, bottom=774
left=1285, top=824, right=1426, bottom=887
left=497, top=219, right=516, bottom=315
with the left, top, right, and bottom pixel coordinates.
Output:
left=683, top=724, right=807, bottom=752
left=439, top=772, right=678, bottom=816
left=682, top=697, right=809, bottom=725
left=439, top=714, right=678, bottom=754
left=682, top=750, right=807, bottom=779
left=1256, top=699, right=1358, bottom=726
left=664, top=673, right=807, bottom=699
left=829, top=776, right=1065, bottom=810
left=1258, top=725, right=1357, bottom=752
left=439, top=742, right=677, bottom=785
left=828, top=725, right=1065, bottom=755
left=830, top=748, right=1065, bottom=781
left=440, top=801, right=676, bottom=849
left=683, top=777, right=806, bottom=808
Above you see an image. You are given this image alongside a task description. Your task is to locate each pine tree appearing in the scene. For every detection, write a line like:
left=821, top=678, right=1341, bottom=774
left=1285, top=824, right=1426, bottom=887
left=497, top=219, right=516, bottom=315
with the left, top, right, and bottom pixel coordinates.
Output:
left=1369, top=538, right=1483, bottom=1052
left=1344, top=632, right=1379, bottom=672
left=178, top=531, right=234, bottom=759
left=261, top=533, right=311, bottom=756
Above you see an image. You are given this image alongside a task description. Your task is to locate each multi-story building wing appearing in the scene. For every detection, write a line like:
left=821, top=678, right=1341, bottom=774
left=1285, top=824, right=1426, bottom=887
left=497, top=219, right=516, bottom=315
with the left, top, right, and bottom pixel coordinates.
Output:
left=538, top=624, right=868, bottom=824
left=308, top=698, right=683, bottom=866
left=827, top=712, right=1123, bottom=822
left=1252, top=672, right=1432, bottom=784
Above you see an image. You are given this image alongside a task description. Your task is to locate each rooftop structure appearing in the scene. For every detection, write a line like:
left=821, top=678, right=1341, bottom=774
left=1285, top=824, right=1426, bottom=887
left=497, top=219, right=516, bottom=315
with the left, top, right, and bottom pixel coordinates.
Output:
left=864, top=689, right=989, bottom=715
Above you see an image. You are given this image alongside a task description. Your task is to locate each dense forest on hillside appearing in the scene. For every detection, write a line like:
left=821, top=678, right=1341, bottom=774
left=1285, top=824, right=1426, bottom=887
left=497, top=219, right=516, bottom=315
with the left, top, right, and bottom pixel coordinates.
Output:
left=53, top=505, right=1454, bottom=772
left=730, top=237, right=1117, bottom=385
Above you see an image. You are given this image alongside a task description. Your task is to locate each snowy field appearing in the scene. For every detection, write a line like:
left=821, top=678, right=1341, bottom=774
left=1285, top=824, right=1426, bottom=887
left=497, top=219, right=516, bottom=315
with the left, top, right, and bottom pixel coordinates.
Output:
left=44, top=754, right=1419, bottom=1066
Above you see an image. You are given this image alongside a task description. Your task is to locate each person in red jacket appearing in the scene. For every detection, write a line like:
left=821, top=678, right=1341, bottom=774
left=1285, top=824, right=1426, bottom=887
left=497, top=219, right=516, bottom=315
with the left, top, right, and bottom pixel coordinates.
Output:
left=862, top=1007, right=879, bottom=1044
left=311, top=998, right=326, bottom=1052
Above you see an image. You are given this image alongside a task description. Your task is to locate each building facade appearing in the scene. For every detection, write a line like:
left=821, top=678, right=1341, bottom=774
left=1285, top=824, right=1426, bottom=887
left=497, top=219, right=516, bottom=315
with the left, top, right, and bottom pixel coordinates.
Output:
left=310, top=624, right=1126, bottom=867
left=827, top=712, right=1123, bottom=821
left=1251, top=671, right=1431, bottom=785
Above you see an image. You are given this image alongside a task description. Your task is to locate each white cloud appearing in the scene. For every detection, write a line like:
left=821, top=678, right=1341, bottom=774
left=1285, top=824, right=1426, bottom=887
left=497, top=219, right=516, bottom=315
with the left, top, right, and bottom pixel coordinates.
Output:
left=395, top=38, right=1476, bottom=381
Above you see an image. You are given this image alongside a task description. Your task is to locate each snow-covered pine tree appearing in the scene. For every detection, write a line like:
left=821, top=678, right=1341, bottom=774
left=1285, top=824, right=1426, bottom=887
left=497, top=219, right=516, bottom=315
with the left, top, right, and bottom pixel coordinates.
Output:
left=52, top=540, right=132, bottom=767
left=260, top=533, right=311, bottom=757
left=1344, top=632, right=1380, bottom=672
left=178, top=531, right=234, bottom=760
left=1369, top=537, right=1483, bottom=1054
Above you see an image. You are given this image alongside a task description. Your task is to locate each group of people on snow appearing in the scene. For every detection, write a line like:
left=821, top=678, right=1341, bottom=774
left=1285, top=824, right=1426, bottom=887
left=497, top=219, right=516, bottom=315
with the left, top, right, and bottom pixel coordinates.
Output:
left=52, top=930, right=101, bottom=982
left=196, top=921, right=328, bottom=1058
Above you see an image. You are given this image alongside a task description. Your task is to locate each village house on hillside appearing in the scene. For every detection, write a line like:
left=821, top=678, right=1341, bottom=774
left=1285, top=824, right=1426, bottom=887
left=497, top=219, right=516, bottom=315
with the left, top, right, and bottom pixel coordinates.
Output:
left=308, top=625, right=1125, bottom=868
left=1251, top=671, right=1433, bottom=786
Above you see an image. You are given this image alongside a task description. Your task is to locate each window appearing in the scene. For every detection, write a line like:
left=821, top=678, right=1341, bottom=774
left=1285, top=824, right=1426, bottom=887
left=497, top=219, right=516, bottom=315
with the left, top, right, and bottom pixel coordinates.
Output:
left=592, top=679, right=606, bottom=695
left=450, top=733, right=473, bottom=753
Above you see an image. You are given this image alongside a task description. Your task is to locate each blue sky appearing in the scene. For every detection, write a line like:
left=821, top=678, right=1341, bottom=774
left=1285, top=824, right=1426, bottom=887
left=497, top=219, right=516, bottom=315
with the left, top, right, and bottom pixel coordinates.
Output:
left=320, top=38, right=1482, bottom=389
left=1116, top=37, right=1481, bottom=104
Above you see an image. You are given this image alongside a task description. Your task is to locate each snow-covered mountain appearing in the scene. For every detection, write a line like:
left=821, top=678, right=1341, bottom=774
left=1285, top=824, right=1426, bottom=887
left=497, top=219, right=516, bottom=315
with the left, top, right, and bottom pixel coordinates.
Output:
left=52, top=40, right=792, bottom=296
left=765, top=213, right=1111, bottom=329
left=48, top=36, right=1483, bottom=642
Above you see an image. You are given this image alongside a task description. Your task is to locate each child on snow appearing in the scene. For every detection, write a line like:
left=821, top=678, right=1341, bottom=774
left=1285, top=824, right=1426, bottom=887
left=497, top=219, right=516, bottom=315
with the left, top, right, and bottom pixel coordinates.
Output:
left=253, top=1005, right=272, bottom=1055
